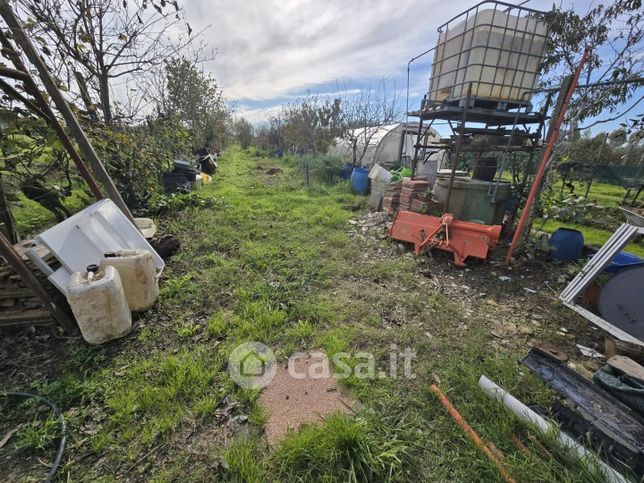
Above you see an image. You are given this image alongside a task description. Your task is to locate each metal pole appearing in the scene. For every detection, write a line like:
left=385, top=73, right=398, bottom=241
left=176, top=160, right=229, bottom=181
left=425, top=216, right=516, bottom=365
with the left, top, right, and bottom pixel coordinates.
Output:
left=444, top=83, right=472, bottom=213
left=0, top=230, right=77, bottom=332
left=504, top=48, right=589, bottom=266
left=0, top=2, right=132, bottom=221
left=411, top=118, right=424, bottom=179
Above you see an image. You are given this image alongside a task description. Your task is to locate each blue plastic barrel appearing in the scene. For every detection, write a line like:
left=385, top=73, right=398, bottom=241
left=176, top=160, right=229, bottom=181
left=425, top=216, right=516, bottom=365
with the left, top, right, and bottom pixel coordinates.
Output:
left=351, top=167, right=369, bottom=195
left=340, top=163, right=353, bottom=180
left=594, top=251, right=644, bottom=273
left=549, top=228, right=584, bottom=262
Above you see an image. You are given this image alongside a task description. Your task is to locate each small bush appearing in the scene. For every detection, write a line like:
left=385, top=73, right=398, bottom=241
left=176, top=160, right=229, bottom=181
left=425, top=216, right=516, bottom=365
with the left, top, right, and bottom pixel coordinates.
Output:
left=300, top=154, right=344, bottom=185
left=148, top=192, right=220, bottom=216
left=541, top=193, right=622, bottom=230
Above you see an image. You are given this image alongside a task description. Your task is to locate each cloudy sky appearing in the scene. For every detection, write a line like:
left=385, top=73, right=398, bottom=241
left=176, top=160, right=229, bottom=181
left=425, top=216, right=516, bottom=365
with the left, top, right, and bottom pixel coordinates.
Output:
left=183, top=0, right=634, bottom=130
left=182, top=0, right=504, bottom=122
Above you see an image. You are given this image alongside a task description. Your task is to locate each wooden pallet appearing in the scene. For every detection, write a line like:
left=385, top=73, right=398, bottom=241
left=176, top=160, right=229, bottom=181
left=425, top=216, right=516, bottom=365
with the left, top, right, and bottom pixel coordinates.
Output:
left=0, top=308, right=54, bottom=327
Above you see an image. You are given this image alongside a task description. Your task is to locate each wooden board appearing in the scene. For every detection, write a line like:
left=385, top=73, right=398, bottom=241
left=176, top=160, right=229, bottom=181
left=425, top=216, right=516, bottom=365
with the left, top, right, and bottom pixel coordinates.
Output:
left=0, top=308, right=53, bottom=326
left=607, top=355, right=644, bottom=381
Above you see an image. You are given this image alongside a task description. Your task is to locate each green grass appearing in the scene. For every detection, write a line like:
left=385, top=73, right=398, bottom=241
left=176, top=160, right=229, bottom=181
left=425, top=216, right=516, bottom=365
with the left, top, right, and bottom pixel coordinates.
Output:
left=2, top=146, right=619, bottom=481
left=271, top=412, right=414, bottom=482
left=500, top=172, right=629, bottom=208
left=15, top=415, right=61, bottom=451
left=12, top=187, right=92, bottom=237
left=551, top=178, right=628, bottom=207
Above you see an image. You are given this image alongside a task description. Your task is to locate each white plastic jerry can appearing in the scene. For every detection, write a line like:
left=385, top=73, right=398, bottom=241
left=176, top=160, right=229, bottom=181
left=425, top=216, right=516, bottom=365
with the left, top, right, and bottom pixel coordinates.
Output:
left=100, top=249, right=159, bottom=311
left=67, top=264, right=132, bottom=345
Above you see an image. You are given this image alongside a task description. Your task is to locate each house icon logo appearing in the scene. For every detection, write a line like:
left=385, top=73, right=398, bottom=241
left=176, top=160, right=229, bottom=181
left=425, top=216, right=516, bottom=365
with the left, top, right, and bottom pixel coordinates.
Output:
left=228, top=342, right=276, bottom=389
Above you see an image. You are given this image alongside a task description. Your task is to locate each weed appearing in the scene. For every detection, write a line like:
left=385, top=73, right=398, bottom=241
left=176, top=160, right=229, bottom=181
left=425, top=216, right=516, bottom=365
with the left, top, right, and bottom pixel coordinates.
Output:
left=316, top=328, right=353, bottom=358
left=99, top=349, right=221, bottom=446
left=148, top=191, right=220, bottom=216
left=223, top=438, right=266, bottom=482
left=15, top=416, right=60, bottom=451
left=176, top=320, right=201, bottom=339
left=272, top=412, right=413, bottom=482
left=159, top=273, right=199, bottom=304
left=206, top=311, right=230, bottom=338
left=286, top=320, right=314, bottom=348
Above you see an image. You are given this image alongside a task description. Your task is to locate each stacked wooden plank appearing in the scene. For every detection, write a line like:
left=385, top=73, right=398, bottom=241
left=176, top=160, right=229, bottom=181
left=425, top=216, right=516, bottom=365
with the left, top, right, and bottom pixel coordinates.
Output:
left=0, top=240, right=62, bottom=327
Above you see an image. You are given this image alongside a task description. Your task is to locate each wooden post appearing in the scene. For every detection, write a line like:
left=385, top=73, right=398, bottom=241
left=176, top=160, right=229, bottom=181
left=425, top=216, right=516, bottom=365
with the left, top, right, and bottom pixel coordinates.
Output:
left=0, top=1, right=133, bottom=222
left=0, top=230, right=77, bottom=332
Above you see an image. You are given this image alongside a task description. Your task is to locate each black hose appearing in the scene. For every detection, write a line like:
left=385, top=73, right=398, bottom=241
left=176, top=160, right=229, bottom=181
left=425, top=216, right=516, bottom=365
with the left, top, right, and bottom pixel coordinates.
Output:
left=0, top=391, right=66, bottom=483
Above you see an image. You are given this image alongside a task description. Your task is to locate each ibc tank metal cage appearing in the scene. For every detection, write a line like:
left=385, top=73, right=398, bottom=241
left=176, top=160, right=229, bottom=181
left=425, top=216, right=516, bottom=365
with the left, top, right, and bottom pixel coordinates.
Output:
left=426, top=1, right=549, bottom=111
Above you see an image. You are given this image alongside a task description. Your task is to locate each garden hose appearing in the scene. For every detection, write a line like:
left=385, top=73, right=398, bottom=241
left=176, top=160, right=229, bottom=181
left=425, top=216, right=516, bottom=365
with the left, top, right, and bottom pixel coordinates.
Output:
left=0, top=391, right=66, bottom=483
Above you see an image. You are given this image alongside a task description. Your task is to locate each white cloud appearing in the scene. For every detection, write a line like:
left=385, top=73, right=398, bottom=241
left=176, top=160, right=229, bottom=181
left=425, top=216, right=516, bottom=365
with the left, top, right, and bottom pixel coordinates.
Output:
left=185, top=0, right=479, bottom=102
left=234, top=104, right=283, bottom=125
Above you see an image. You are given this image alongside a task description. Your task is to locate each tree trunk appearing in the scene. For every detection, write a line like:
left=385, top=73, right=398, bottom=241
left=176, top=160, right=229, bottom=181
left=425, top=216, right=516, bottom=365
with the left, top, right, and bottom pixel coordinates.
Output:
left=0, top=172, right=18, bottom=243
left=99, top=71, right=112, bottom=125
left=352, top=140, right=357, bottom=166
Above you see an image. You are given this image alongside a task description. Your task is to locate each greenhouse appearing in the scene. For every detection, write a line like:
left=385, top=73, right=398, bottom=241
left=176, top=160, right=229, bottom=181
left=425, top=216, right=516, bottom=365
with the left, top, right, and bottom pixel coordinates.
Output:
left=327, top=122, right=440, bottom=169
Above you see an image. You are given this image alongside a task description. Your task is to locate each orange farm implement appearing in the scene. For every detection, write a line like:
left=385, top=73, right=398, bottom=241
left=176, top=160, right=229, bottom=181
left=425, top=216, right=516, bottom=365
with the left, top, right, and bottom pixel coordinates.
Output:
left=389, top=211, right=502, bottom=266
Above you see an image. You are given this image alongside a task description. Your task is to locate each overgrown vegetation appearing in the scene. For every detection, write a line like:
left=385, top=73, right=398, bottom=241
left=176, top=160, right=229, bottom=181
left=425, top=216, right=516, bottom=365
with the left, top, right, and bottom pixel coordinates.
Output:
left=0, top=0, right=230, bottom=240
left=2, top=148, right=615, bottom=481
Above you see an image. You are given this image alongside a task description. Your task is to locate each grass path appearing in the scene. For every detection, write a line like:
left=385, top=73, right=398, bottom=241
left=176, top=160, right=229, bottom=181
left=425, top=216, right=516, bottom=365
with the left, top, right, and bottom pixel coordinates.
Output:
left=2, top=147, right=613, bottom=482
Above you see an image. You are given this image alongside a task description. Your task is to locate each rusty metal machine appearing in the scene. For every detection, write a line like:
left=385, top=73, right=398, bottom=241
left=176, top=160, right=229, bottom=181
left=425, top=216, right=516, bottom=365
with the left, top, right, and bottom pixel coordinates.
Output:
left=389, top=211, right=501, bottom=266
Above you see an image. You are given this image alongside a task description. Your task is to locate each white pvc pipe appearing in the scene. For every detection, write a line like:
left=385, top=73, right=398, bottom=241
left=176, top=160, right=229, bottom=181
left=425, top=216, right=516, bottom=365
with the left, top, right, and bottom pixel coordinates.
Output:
left=478, top=375, right=629, bottom=483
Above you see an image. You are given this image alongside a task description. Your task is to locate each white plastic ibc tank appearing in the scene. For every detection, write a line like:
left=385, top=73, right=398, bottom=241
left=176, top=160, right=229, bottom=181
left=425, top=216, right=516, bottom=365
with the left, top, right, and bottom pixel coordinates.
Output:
left=429, top=8, right=547, bottom=103
left=67, top=265, right=132, bottom=345
left=100, top=249, right=159, bottom=311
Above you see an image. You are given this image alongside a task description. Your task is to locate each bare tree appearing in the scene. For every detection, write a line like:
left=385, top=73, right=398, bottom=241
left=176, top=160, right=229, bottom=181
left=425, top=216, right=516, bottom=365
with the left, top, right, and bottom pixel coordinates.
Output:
left=18, top=0, right=196, bottom=125
left=339, top=82, right=401, bottom=166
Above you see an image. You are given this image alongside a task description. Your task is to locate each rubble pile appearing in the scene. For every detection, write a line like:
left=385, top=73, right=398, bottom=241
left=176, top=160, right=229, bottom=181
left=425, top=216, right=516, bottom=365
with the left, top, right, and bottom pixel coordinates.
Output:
left=347, top=212, right=392, bottom=241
